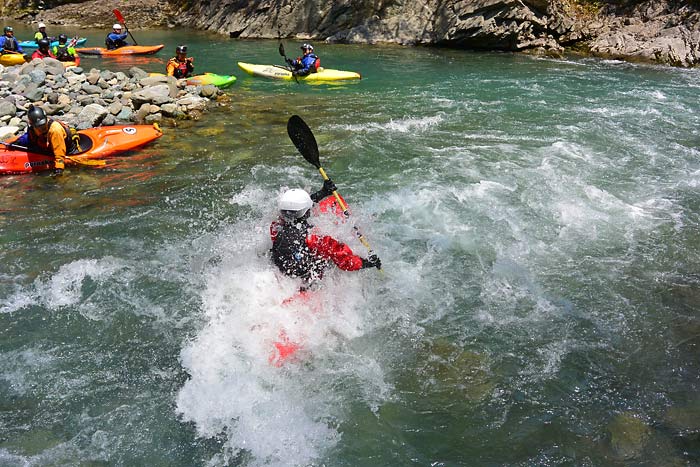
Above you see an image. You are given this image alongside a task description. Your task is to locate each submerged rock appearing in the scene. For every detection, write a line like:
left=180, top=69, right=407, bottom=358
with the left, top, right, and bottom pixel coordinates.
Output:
left=608, top=412, right=651, bottom=459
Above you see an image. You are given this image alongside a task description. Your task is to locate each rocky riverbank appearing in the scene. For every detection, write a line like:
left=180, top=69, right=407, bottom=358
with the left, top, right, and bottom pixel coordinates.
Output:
left=0, top=57, right=221, bottom=141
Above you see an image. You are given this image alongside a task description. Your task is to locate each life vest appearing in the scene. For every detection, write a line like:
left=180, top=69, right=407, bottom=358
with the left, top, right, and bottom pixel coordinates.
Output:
left=53, top=44, right=72, bottom=61
left=31, top=49, right=53, bottom=60
left=105, top=34, right=127, bottom=50
left=2, top=36, right=19, bottom=52
left=34, top=31, right=47, bottom=41
left=295, top=54, right=320, bottom=73
left=167, top=57, right=192, bottom=79
left=271, top=220, right=327, bottom=280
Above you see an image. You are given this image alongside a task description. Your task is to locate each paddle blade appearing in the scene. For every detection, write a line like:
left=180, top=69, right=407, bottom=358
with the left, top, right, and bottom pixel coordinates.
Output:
left=66, top=156, right=106, bottom=167
left=287, top=115, right=320, bottom=168
left=112, top=9, right=125, bottom=23
left=278, top=43, right=285, bottom=57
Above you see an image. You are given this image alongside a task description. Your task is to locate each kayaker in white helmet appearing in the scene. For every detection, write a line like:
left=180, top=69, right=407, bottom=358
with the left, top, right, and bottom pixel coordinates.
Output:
left=289, top=43, right=320, bottom=77
left=270, top=180, right=381, bottom=284
left=105, top=23, right=128, bottom=50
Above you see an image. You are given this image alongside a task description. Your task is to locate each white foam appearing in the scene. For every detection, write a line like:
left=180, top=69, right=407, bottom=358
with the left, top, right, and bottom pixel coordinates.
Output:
left=176, top=213, right=387, bottom=466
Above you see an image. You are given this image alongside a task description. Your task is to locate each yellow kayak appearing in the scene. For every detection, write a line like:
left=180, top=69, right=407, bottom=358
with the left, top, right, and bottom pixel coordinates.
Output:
left=0, top=53, right=27, bottom=66
left=237, top=62, right=361, bottom=82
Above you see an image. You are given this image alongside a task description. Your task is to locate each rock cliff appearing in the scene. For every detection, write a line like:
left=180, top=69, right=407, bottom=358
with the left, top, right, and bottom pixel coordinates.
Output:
left=1, top=0, right=698, bottom=67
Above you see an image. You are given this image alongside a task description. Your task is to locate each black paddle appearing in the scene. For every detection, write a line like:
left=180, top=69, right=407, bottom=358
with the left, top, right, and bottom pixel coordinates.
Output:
left=286, top=115, right=380, bottom=267
left=278, top=43, right=299, bottom=84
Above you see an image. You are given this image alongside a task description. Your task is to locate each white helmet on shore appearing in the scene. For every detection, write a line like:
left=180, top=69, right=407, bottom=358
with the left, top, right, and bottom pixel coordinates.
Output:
left=113, top=23, right=122, bottom=30
left=279, top=189, right=313, bottom=219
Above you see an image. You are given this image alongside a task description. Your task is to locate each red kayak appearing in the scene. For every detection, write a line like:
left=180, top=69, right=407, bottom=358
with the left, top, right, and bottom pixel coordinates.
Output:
left=75, top=45, right=164, bottom=56
left=0, top=124, right=163, bottom=175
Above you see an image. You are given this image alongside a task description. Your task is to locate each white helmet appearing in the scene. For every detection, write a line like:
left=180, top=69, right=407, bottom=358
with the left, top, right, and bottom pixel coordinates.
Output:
left=38, top=23, right=46, bottom=28
left=279, top=189, right=312, bottom=219
left=113, top=23, right=122, bottom=30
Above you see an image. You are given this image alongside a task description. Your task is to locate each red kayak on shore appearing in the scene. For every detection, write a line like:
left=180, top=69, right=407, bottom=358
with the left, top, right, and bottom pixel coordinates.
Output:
left=75, top=45, right=164, bottom=56
left=0, top=124, right=163, bottom=175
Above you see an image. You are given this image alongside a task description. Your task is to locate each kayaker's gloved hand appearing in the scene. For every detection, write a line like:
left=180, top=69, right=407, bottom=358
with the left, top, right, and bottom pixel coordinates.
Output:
left=321, top=178, right=336, bottom=196
left=362, top=254, right=381, bottom=270
left=311, top=178, right=337, bottom=202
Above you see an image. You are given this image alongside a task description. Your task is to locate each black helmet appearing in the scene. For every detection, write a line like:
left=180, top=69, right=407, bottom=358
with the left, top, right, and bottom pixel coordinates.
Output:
left=3, top=26, right=13, bottom=34
left=27, top=106, right=48, bottom=127
left=176, top=44, right=187, bottom=54
left=58, top=33, right=68, bottom=43
left=37, top=38, right=50, bottom=50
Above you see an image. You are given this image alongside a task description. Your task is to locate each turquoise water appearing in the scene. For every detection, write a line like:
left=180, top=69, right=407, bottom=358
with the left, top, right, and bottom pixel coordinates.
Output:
left=2, top=27, right=700, bottom=466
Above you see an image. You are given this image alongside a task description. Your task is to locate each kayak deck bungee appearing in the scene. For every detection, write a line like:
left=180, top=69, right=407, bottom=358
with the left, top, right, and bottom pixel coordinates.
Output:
left=19, top=37, right=87, bottom=49
left=237, top=62, right=361, bottom=82
left=0, top=53, right=27, bottom=66
left=75, top=44, right=164, bottom=56
left=0, top=124, right=163, bottom=175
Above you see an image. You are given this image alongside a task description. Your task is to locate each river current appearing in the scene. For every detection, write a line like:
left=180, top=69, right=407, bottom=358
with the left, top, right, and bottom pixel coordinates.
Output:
left=1, top=27, right=699, bottom=466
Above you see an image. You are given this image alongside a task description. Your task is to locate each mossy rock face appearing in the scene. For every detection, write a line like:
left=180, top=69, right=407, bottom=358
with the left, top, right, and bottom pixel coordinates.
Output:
left=608, top=412, right=651, bottom=459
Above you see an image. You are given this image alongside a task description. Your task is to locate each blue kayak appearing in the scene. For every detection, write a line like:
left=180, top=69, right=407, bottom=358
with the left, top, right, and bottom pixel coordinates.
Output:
left=19, top=37, right=87, bottom=49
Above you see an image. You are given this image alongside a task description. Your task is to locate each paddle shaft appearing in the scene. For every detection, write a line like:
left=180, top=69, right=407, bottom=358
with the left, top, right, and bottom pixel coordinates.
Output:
left=278, top=43, right=299, bottom=84
left=317, top=166, right=377, bottom=257
left=113, top=9, right=138, bottom=45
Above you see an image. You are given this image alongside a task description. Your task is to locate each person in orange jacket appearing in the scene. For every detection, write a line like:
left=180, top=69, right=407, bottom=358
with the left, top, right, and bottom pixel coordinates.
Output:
left=270, top=180, right=381, bottom=284
left=10, top=106, right=76, bottom=175
left=166, top=44, right=194, bottom=78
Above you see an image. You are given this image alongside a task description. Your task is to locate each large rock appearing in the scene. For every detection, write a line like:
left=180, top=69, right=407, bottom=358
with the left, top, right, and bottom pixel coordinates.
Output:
left=0, top=99, right=16, bottom=118
left=76, top=103, right=108, bottom=128
left=131, top=84, right=173, bottom=107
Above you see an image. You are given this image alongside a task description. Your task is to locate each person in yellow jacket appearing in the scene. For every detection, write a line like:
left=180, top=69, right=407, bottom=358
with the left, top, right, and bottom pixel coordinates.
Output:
left=166, top=45, right=194, bottom=78
left=34, top=23, right=50, bottom=42
left=11, top=106, right=76, bottom=175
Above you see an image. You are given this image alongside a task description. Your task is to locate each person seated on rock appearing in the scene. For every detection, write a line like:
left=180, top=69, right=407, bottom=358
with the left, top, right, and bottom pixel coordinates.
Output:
left=5, top=105, right=79, bottom=176
left=289, top=43, right=320, bottom=77
left=166, top=44, right=194, bottom=78
left=0, top=26, right=23, bottom=55
left=34, top=22, right=50, bottom=42
left=52, top=34, right=77, bottom=62
left=31, top=39, right=55, bottom=60
left=105, top=23, right=128, bottom=50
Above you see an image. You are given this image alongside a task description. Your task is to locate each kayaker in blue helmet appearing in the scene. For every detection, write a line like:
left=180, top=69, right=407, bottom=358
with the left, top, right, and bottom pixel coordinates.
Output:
left=270, top=180, right=381, bottom=284
left=105, top=23, right=128, bottom=50
left=290, top=43, right=320, bottom=77
left=0, top=26, right=23, bottom=54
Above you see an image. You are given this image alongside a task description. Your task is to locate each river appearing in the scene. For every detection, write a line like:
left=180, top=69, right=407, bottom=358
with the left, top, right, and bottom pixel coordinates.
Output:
left=1, top=26, right=699, bottom=466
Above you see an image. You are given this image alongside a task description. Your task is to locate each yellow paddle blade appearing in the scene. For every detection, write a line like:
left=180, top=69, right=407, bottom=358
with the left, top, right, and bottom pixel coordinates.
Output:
left=65, top=156, right=107, bottom=167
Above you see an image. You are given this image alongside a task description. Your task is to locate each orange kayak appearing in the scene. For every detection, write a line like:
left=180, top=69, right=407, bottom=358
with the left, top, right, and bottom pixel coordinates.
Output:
left=0, top=124, right=163, bottom=175
left=75, top=45, right=164, bottom=56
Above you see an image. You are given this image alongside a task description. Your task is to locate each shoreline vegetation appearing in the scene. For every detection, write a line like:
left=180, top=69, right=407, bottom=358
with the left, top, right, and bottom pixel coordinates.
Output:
left=1, top=0, right=697, bottom=68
